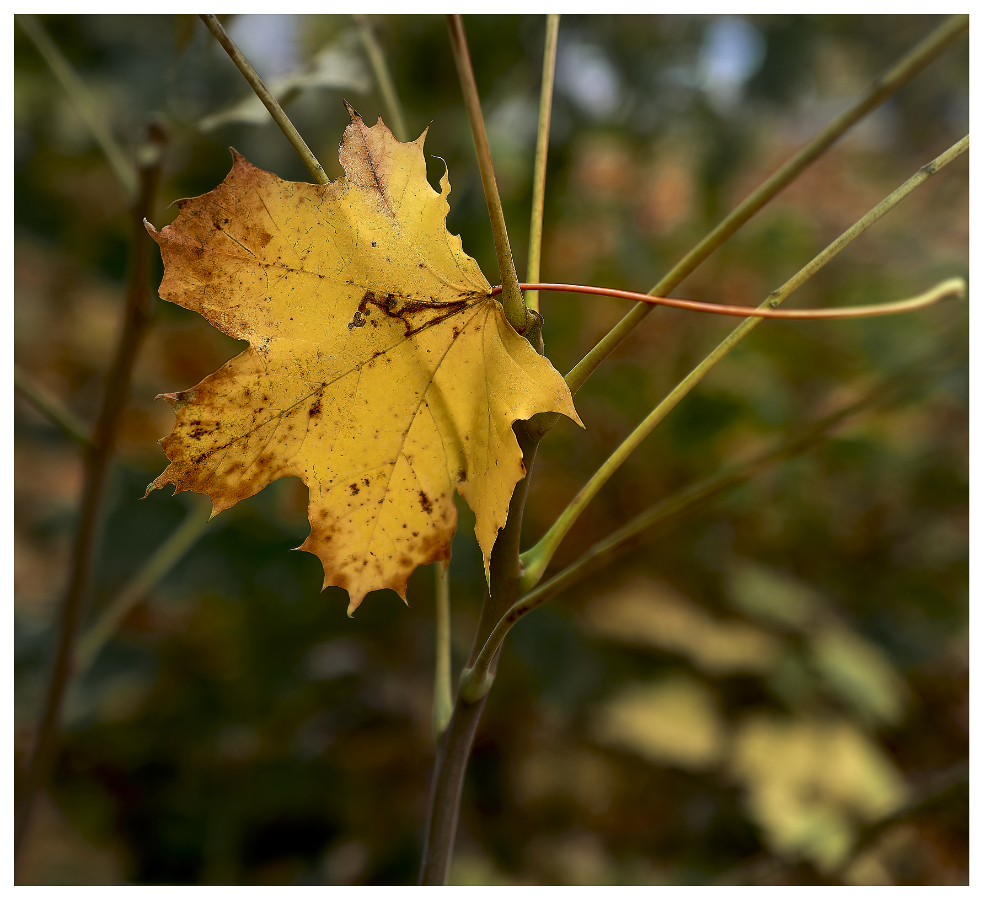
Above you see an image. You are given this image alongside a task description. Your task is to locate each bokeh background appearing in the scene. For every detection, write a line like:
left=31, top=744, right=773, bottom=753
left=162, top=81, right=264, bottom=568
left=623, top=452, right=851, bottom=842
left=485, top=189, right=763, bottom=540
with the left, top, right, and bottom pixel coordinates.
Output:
left=14, top=14, right=968, bottom=885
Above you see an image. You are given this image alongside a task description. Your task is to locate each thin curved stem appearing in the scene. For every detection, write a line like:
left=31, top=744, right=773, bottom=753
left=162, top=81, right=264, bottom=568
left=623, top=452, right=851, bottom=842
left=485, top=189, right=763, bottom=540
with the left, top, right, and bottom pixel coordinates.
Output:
left=518, top=134, right=967, bottom=595
left=446, top=14, right=528, bottom=334
left=525, top=14, right=560, bottom=314
left=199, top=14, right=328, bottom=185
left=492, top=279, right=963, bottom=320
left=561, top=14, right=968, bottom=398
left=353, top=14, right=409, bottom=142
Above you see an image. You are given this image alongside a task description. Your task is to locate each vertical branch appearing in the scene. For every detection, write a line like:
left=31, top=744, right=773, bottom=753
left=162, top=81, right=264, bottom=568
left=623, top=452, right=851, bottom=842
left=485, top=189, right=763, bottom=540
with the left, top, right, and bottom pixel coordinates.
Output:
left=419, top=427, right=540, bottom=884
left=432, top=562, right=453, bottom=741
left=199, top=14, right=329, bottom=185
left=14, top=124, right=168, bottom=870
left=446, top=14, right=528, bottom=335
left=525, top=14, right=560, bottom=314
left=353, top=14, right=409, bottom=143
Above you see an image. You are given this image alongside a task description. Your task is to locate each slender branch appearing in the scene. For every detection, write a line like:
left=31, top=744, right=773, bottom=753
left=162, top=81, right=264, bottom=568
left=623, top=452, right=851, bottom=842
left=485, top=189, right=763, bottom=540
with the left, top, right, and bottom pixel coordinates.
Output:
left=353, top=14, right=409, bottom=143
left=561, top=14, right=968, bottom=398
left=432, top=562, right=453, bottom=742
left=461, top=339, right=959, bottom=701
left=525, top=14, right=560, bottom=314
left=419, top=427, right=540, bottom=884
left=199, top=14, right=328, bottom=185
left=14, top=364, right=94, bottom=450
left=17, top=14, right=138, bottom=200
left=14, top=126, right=167, bottom=870
left=518, top=134, right=968, bottom=595
left=74, top=507, right=212, bottom=675
left=446, top=14, right=528, bottom=335
left=492, top=279, right=963, bottom=320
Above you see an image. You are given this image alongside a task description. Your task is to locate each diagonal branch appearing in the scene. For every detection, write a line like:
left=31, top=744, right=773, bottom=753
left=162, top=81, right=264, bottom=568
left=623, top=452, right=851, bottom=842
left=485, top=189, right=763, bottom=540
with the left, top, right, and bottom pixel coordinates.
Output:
left=519, top=134, right=967, bottom=591
left=460, top=336, right=963, bottom=702
left=17, top=14, right=138, bottom=201
left=14, top=364, right=94, bottom=451
left=560, top=14, right=968, bottom=398
left=199, top=14, right=329, bottom=185
left=353, top=14, right=409, bottom=143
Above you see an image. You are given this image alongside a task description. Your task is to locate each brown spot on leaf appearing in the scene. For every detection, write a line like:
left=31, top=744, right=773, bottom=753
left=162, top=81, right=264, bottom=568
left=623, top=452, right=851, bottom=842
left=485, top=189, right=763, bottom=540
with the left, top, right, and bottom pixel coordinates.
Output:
left=349, top=483, right=359, bottom=495
left=418, top=492, right=432, bottom=514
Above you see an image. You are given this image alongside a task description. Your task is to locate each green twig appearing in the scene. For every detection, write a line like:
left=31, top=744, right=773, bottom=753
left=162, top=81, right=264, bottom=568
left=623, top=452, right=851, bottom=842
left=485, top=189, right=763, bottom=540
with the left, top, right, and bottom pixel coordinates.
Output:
left=14, top=126, right=167, bottom=870
left=446, top=14, right=528, bottom=335
left=199, top=14, right=328, bottom=185
left=432, top=563, right=453, bottom=742
left=525, top=14, right=560, bottom=315
left=17, top=14, right=138, bottom=201
left=353, top=14, right=409, bottom=143
left=14, top=364, right=93, bottom=450
left=74, top=507, right=212, bottom=675
left=461, top=335, right=963, bottom=702
left=561, top=13, right=969, bottom=398
left=517, top=134, right=967, bottom=596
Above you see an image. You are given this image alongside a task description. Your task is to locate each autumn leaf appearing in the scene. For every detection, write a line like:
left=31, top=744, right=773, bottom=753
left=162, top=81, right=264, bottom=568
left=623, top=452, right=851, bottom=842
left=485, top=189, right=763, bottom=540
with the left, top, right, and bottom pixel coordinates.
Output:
left=145, top=107, right=580, bottom=613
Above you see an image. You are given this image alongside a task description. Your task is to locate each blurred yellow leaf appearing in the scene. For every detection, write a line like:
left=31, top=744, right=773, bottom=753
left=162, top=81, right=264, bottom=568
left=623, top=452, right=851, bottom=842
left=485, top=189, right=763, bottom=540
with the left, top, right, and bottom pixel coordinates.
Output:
left=583, top=576, right=781, bottom=674
left=592, top=677, right=724, bottom=770
left=145, top=108, right=579, bottom=612
left=730, top=715, right=908, bottom=871
left=810, top=626, right=908, bottom=726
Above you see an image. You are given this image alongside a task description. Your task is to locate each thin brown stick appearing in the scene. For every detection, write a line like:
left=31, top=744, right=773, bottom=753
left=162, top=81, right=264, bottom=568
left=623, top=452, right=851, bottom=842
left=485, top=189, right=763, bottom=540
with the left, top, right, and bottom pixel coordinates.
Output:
left=14, top=123, right=167, bottom=873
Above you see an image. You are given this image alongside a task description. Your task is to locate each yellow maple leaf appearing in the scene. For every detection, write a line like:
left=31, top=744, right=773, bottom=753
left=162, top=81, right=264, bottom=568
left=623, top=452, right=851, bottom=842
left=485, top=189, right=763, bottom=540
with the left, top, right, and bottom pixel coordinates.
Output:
left=145, top=108, right=580, bottom=613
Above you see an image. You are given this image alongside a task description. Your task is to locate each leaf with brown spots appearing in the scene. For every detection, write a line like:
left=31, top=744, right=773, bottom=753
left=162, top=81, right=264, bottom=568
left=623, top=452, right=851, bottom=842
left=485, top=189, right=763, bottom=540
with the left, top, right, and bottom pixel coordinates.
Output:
left=145, top=106, right=580, bottom=614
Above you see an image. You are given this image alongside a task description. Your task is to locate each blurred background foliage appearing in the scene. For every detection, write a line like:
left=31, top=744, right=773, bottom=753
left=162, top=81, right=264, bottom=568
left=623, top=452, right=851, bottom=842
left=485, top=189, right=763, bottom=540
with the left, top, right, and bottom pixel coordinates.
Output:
left=14, top=14, right=967, bottom=886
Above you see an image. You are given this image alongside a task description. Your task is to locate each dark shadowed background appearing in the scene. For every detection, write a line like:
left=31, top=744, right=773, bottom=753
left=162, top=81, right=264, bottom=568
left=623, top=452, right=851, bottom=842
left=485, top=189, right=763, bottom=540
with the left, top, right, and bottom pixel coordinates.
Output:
left=14, top=14, right=968, bottom=885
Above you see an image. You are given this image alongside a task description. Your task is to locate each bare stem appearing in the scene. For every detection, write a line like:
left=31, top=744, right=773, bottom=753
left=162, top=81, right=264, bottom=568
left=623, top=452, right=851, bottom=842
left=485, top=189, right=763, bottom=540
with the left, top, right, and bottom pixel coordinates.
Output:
left=199, top=14, right=328, bottom=185
left=14, top=364, right=93, bottom=450
left=353, top=14, right=409, bottom=142
left=446, top=14, right=528, bottom=334
left=561, top=14, right=969, bottom=398
left=432, top=562, right=453, bottom=742
left=17, top=14, right=138, bottom=200
left=14, top=126, right=167, bottom=871
left=517, top=134, right=968, bottom=596
left=525, top=14, right=560, bottom=314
